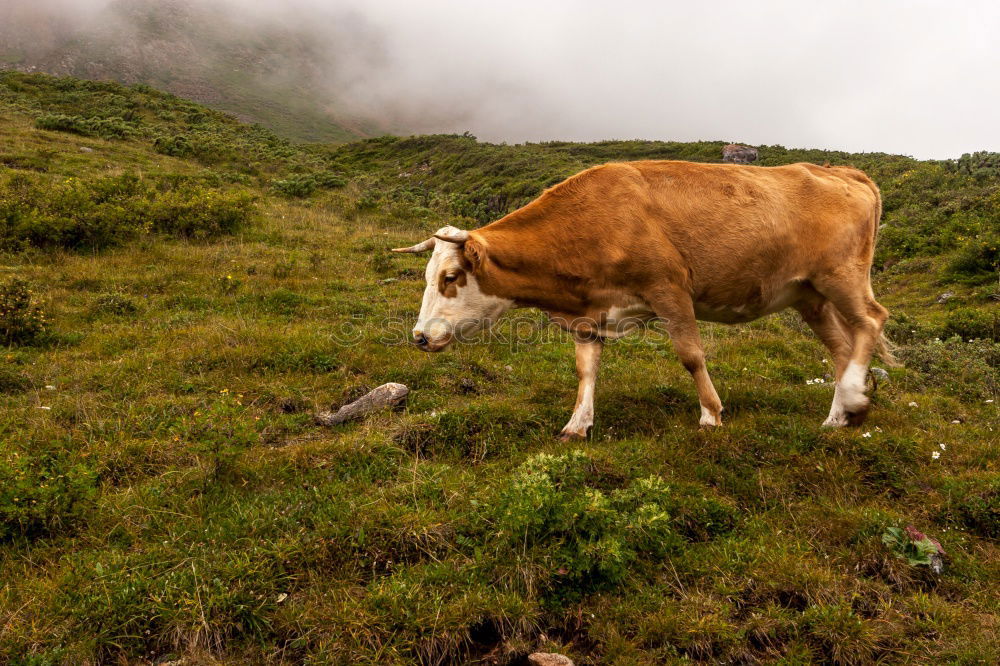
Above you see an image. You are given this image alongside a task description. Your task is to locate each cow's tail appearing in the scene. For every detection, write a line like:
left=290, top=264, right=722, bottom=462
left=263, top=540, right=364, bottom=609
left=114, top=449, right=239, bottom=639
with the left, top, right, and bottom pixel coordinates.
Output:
left=875, top=332, right=901, bottom=367
left=830, top=307, right=901, bottom=368
left=866, top=181, right=902, bottom=368
left=868, top=179, right=883, bottom=251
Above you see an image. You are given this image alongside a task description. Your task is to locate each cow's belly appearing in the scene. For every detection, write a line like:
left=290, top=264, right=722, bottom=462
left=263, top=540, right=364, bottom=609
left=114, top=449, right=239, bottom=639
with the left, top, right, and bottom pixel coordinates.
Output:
left=595, top=300, right=658, bottom=338
left=694, top=280, right=807, bottom=324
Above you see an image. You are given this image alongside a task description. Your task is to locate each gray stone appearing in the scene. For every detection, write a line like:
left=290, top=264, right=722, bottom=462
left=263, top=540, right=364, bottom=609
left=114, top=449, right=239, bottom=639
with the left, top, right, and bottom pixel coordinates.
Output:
left=869, top=367, right=889, bottom=382
left=936, top=292, right=954, bottom=304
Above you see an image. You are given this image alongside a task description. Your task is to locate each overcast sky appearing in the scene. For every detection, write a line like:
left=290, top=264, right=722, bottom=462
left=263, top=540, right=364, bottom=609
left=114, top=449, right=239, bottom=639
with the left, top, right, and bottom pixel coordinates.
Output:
left=6, top=0, right=999, bottom=158
left=322, top=0, right=1000, bottom=159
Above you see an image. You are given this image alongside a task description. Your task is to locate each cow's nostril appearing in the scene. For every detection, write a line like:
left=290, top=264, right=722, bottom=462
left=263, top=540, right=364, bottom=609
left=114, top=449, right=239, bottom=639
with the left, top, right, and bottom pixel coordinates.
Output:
left=414, top=333, right=428, bottom=347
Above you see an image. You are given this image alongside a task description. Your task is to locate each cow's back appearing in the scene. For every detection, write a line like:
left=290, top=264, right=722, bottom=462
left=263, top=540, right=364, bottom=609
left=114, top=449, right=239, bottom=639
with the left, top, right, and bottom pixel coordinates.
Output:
left=574, top=160, right=879, bottom=287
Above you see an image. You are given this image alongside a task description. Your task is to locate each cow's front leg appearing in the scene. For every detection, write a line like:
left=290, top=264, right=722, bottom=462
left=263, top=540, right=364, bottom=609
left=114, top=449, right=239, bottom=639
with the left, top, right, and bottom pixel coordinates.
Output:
left=559, top=336, right=604, bottom=441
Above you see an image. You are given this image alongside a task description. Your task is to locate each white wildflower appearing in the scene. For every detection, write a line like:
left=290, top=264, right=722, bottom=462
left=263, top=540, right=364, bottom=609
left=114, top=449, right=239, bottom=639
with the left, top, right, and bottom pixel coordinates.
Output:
left=44, top=385, right=56, bottom=390
left=908, top=401, right=918, bottom=407
left=862, top=431, right=872, bottom=438
left=932, top=450, right=941, bottom=460
left=940, top=443, right=947, bottom=450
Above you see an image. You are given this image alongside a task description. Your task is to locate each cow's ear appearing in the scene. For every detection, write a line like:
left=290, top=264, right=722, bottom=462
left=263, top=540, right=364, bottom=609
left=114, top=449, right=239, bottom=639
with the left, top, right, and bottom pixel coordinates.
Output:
left=464, top=238, right=485, bottom=270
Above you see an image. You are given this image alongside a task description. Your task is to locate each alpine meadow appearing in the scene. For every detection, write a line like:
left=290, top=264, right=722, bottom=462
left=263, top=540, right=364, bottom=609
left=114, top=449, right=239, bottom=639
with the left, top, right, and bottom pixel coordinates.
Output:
left=0, top=69, right=998, bottom=665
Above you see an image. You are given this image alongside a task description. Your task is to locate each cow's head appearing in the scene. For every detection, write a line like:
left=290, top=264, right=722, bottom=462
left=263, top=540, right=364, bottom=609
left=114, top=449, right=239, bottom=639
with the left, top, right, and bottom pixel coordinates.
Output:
left=392, top=226, right=512, bottom=352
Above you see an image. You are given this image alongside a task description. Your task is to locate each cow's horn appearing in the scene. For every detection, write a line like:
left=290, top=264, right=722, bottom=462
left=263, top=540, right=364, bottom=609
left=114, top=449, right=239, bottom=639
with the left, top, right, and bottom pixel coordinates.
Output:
left=391, top=238, right=436, bottom=253
left=434, top=228, right=469, bottom=244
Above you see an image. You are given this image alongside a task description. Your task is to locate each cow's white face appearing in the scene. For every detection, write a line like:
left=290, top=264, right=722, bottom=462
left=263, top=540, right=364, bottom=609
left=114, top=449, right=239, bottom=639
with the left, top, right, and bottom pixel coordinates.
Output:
left=394, top=226, right=513, bottom=352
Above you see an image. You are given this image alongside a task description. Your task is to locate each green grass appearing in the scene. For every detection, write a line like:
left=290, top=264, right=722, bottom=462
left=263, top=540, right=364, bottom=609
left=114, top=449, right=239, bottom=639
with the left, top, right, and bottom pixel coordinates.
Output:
left=0, top=73, right=998, bottom=664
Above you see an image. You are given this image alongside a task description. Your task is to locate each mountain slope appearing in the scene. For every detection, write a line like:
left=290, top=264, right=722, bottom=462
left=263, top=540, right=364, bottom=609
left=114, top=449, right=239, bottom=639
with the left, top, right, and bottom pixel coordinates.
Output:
left=0, top=0, right=382, bottom=143
left=0, top=75, right=997, bottom=664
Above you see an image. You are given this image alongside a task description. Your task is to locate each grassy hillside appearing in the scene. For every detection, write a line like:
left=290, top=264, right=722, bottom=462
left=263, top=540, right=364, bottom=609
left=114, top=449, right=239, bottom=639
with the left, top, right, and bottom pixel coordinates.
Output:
left=0, top=0, right=375, bottom=143
left=1, top=73, right=998, bottom=664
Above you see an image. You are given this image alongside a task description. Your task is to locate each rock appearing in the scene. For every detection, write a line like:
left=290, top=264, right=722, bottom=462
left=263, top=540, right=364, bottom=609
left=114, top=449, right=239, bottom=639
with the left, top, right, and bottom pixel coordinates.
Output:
left=79, top=146, right=94, bottom=153
left=722, top=144, right=758, bottom=164
left=528, top=653, right=574, bottom=666
left=316, top=383, right=409, bottom=426
left=869, top=367, right=889, bottom=382
left=936, top=292, right=954, bottom=304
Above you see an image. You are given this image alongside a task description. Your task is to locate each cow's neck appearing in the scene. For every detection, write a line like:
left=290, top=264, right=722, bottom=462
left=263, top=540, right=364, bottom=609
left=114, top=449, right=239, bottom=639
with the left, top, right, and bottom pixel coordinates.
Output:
left=472, top=205, right=592, bottom=315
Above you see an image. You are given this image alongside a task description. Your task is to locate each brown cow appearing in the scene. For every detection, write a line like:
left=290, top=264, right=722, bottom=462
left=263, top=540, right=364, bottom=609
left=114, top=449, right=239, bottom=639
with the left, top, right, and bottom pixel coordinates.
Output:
left=393, top=160, right=895, bottom=440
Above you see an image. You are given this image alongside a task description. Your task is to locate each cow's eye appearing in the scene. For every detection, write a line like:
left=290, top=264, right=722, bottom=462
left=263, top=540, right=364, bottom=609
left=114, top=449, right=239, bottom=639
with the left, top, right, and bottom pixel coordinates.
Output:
left=443, top=274, right=458, bottom=285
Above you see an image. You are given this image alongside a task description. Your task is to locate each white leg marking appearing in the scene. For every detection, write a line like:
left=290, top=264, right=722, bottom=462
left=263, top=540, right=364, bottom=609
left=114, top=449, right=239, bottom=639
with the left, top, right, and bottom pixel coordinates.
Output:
left=560, top=338, right=603, bottom=439
left=563, top=383, right=595, bottom=435
left=839, top=361, right=869, bottom=411
left=823, top=361, right=868, bottom=427
left=700, top=404, right=721, bottom=427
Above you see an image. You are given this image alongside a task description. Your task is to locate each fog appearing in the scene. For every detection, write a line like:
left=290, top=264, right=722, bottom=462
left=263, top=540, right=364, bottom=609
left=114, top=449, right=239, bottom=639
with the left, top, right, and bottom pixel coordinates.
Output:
left=4, top=0, right=1000, bottom=158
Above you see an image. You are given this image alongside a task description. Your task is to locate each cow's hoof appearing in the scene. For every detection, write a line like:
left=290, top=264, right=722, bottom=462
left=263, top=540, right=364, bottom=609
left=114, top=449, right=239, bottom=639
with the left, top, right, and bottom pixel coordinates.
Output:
left=699, top=406, right=722, bottom=428
left=558, top=429, right=587, bottom=442
left=822, top=413, right=849, bottom=428
left=845, top=403, right=871, bottom=427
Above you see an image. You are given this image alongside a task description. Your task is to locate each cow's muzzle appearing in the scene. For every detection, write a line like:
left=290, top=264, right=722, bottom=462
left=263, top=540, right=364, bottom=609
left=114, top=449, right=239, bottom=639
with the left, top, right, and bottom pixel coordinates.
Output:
left=412, top=331, right=452, bottom=352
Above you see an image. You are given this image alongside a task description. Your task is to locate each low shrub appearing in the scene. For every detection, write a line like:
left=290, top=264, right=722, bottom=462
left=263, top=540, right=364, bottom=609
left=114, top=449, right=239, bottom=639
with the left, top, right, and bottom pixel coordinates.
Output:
left=0, top=278, right=48, bottom=346
left=944, top=232, right=999, bottom=284
left=35, top=113, right=138, bottom=140
left=153, top=133, right=192, bottom=157
left=272, top=172, right=347, bottom=198
left=0, top=172, right=256, bottom=250
left=0, top=446, right=98, bottom=540
left=943, top=308, right=999, bottom=342
left=490, top=451, right=737, bottom=600
left=897, top=337, right=999, bottom=400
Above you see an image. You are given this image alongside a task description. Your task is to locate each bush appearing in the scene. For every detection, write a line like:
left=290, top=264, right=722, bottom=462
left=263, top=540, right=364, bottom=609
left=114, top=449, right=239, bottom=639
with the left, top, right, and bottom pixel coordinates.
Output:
left=153, top=133, right=192, bottom=157
left=943, top=308, right=1000, bottom=342
left=272, top=172, right=347, bottom=198
left=35, top=113, right=138, bottom=140
left=948, top=151, right=1000, bottom=180
left=0, top=172, right=256, bottom=250
left=0, top=447, right=98, bottom=540
left=490, top=451, right=736, bottom=599
left=945, top=232, right=1000, bottom=284
left=0, top=278, right=48, bottom=346
left=897, top=337, right=999, bottom=400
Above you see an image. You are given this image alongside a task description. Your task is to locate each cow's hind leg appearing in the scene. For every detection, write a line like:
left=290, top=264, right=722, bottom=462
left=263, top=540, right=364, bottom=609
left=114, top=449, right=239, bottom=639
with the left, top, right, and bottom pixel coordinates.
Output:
left=795, top=294, right=856, bottom=426
left=645, top=285, right=723, bottom=427
left=559, top=336, right=604, bottom=441
left=812, top=275, right=890, bottom=427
